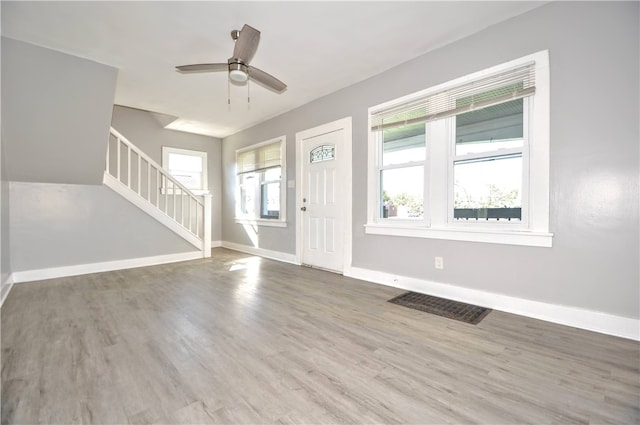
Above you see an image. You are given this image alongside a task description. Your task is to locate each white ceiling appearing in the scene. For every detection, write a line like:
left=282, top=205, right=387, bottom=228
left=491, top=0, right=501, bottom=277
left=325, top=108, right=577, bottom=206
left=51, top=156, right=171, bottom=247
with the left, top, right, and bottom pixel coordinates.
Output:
left=2, top=1, right=547, bottom=139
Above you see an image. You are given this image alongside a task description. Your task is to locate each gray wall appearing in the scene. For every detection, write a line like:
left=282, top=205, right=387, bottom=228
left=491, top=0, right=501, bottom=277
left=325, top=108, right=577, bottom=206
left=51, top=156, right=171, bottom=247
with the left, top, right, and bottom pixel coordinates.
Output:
left=9, top=182, right=195, bottom=272
left=222, top=2, right=639, bottom=319
left=111, top=105, right=223, bottom=243
left=1, top=37, right=117, bottom=185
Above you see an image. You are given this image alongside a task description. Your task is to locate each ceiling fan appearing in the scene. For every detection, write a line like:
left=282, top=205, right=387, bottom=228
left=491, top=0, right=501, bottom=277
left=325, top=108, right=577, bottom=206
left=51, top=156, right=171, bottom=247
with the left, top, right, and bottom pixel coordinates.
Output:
left=176, top=24, right=287, bottom=93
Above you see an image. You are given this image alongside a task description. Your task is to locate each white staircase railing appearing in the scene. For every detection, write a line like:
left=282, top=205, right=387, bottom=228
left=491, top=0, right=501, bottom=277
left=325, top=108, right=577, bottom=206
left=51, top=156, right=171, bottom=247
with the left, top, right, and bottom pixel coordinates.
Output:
left=104, top=127, right=211, bottom=257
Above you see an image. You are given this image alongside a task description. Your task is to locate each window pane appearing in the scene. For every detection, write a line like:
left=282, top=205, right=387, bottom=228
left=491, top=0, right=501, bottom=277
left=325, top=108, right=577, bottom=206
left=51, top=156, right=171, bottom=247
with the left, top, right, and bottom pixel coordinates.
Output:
left=261, top=181, right=280, bottom=219
left=455, top=98, right=523, bottom=155
left=171, top=171, right=201, bottom=190
left=168, top=153, right=203, bottom=172
left=240, top=173, right=257, bottom=216
left=454, top=154, right=522, bottom=221
left=382, top=123, right=425, bottom=166
left=264, top=167, right=281, bottom=181
left=167, top=152, right=204, bottom=190
left=381, top=166, right=424, bottom=219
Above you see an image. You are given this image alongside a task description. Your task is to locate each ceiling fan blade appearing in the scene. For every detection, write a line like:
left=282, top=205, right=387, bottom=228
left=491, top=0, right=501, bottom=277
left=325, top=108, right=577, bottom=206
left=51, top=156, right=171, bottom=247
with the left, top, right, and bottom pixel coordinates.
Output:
left=248, top=66, right=287, bottom=93
left=233, top=24, right=260, bottom=64
left=176, top=63, right=228, bottom=73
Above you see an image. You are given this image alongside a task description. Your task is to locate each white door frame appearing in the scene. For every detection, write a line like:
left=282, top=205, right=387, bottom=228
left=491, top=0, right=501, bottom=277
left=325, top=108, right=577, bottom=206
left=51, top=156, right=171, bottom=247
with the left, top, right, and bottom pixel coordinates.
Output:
left=295, top=117, right=352, bottom=273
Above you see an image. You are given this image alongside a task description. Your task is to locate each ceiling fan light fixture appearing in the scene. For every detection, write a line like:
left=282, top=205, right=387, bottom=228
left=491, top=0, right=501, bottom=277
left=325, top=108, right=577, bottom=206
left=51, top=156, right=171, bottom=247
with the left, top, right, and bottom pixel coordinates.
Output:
left=229, top=68, right=248, bottom=83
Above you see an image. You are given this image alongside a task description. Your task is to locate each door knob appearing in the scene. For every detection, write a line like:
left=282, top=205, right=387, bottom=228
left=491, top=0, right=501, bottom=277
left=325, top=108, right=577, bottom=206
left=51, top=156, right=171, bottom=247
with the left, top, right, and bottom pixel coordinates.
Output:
left=300, top=206, right=307, bottom=211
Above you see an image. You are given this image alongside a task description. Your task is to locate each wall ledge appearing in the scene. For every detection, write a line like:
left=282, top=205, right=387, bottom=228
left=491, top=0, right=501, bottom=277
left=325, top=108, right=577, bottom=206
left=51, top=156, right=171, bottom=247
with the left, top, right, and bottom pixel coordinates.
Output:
left=345, top=265, right=639, bottom=341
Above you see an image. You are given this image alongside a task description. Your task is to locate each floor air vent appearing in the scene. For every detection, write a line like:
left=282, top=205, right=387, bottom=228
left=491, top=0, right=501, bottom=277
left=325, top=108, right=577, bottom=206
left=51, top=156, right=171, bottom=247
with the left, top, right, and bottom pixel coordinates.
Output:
left=388, top=292, right=491, bottom=325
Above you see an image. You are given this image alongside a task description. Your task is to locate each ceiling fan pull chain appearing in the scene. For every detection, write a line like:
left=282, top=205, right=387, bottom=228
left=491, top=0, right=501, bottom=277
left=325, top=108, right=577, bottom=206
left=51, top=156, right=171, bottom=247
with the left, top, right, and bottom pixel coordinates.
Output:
left=228, top=78, right=231, bottom=109
left=247, top=78, right=251, bottom=109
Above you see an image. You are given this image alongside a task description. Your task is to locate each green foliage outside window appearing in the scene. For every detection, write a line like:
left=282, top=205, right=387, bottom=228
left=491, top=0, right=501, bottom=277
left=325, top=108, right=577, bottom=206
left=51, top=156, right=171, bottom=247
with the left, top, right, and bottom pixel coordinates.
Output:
left=454, top=183, right=520, bottom=209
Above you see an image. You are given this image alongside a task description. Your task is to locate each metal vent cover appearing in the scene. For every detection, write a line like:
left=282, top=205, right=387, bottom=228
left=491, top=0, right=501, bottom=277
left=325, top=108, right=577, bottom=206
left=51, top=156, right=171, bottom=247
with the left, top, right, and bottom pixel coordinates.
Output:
left=388, top=292, right=491, bottom=325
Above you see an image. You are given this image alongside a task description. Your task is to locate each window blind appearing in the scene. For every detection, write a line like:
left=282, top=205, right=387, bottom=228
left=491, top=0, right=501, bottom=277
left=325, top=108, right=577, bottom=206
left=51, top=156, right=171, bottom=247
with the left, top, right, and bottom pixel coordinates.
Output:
left=371, top=62, right=536, bottom=131
left=237, top=141, right=281, bottom=174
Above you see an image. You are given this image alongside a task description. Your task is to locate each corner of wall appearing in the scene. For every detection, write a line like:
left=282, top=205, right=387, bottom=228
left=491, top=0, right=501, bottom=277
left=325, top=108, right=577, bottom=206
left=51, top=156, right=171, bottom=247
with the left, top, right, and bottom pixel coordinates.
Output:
left=0, top=274, right=14, bottom=308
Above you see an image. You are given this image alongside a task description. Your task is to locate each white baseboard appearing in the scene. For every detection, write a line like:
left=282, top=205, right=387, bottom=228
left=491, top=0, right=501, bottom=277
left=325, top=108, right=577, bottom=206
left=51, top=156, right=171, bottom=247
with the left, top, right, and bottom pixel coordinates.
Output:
left=221, top=241, right=299, bottom=265
left=345, top=266, right=640, bottom=342
left=1, top=275, right=14, bottom=308
left=11, top=251, right=203, bottom=284
left=211, top=240, right=223, bottom=248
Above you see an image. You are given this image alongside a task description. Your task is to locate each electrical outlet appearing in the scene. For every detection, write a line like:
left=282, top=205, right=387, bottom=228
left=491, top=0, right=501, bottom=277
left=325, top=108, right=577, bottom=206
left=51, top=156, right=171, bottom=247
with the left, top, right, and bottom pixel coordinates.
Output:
left=435, top=256, right=444, bottom=270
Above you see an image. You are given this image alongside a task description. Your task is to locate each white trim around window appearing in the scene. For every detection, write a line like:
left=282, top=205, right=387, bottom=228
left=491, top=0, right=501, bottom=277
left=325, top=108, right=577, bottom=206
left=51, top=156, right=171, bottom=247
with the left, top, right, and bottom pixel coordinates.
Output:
left=365, top=50, right=552, bottom=247
left=235, top=136, right=287, bottom=227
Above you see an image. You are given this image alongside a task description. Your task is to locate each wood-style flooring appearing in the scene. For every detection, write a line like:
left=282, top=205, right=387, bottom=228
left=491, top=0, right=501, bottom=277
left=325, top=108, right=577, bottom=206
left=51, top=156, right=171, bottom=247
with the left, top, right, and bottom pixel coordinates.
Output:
left=2, top=248, right=639, bottom=424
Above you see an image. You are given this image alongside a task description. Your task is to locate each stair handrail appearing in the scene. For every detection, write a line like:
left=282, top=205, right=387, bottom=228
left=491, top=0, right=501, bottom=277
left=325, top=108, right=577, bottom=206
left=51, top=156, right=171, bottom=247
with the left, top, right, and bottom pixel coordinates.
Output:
left=107, top=127, right=204, bottom=208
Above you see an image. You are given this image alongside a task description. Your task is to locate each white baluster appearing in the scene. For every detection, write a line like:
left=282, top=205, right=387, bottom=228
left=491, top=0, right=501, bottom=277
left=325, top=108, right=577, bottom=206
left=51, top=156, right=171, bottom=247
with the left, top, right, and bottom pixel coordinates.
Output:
left=172, top=185, right=177, bottom=219
left=156, top=168, right=160, bottom=208
left=105, top=136, right=110, bottom=174
left=195, top=203, right=200, bottom=238
left=127, top=146, right=132, bottom=188
left=137, top=154, right=141, bottom=195
left=187, top=195, right=192, bottom=234
left=203, top=194, right=212, bottom=257
left=164, top=175, right=169, bottom=214
left=116, top=138, right=121, bottom=181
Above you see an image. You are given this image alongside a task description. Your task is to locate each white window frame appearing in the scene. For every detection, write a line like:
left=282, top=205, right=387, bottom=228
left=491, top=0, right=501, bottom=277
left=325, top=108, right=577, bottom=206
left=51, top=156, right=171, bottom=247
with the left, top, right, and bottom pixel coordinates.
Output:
left=365, top=50, right=552, bottom=247
left=235, top=136, right=287, bottom=228
left=161, top=146, right=209, bottom=195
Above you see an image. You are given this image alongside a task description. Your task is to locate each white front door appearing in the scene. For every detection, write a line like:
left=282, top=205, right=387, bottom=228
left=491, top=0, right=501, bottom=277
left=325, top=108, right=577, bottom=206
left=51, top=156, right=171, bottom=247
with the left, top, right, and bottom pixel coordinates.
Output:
left=296, top=118, right=352, bottom=273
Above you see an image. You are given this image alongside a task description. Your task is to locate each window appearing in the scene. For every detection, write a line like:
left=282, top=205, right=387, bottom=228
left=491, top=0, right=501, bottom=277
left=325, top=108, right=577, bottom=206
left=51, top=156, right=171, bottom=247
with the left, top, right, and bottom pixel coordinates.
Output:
left=452, top=98, right=525, bottom=222
left=366, top=51, right=552, bottom=247
left=236, top=137, right=286, bottom=226
left=380, top=123, right=426, bottom=219
left=162, top=147, right=208, bottom=195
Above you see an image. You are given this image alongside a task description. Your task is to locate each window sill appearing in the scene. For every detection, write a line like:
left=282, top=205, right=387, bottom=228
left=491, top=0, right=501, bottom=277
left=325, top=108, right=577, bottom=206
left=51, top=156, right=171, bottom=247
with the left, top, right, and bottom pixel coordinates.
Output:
left=364, top=223, right=553, bottom=247
left=235, top=218, right=287, bottom=228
